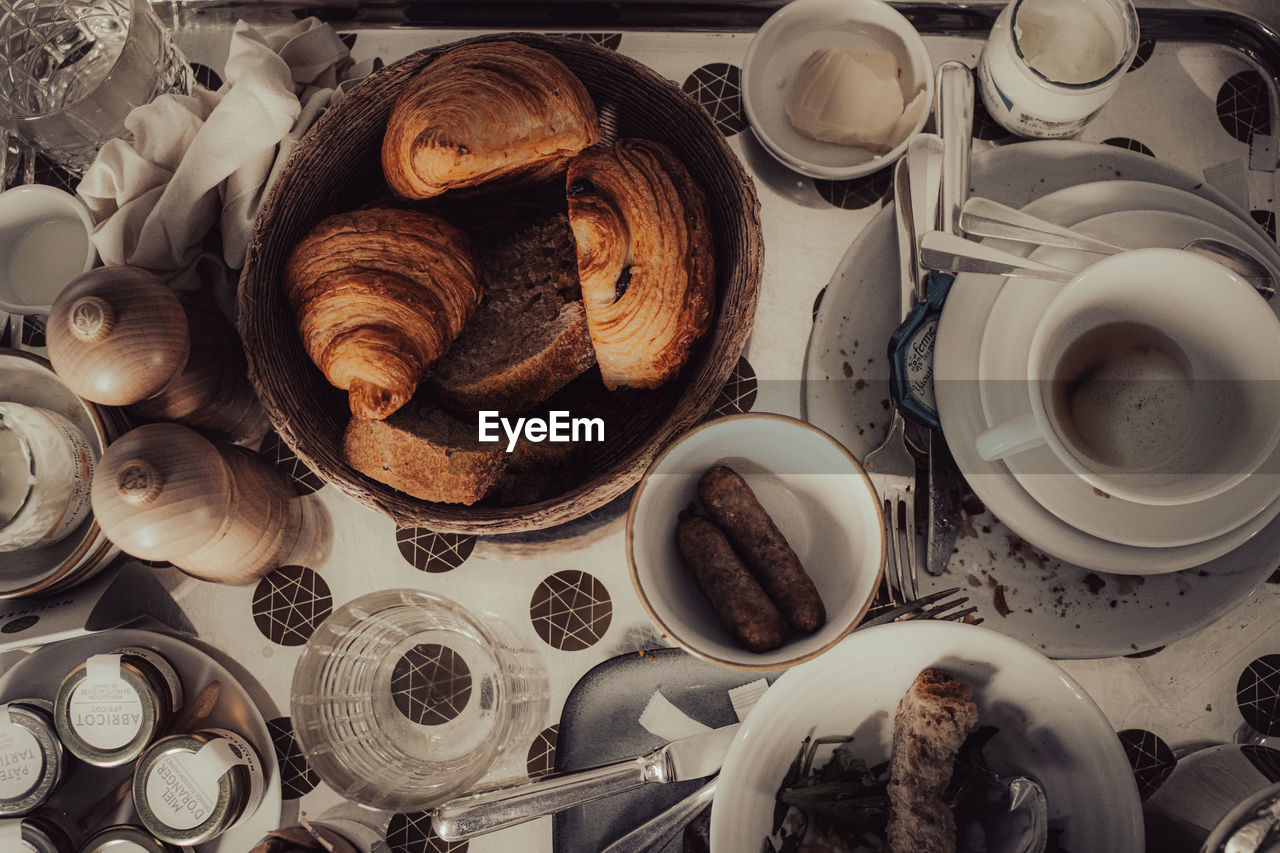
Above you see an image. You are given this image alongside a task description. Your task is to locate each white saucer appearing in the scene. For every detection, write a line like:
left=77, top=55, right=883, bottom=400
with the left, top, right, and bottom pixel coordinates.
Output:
left=805, top=139, right=1280, bottom=657
left=977, top=207, right=1280, bottom=549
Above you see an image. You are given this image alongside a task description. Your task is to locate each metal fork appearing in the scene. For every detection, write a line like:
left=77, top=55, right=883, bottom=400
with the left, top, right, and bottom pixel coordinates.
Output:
left=864, top=410, right=920, bottom=604
left=862, top=586, right=982, bottom=628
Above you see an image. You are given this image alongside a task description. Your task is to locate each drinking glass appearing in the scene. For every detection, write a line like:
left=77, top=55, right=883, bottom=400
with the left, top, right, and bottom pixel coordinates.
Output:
left=291, top=589, right=549, bottom=812
left=0, top=0, right=194, bottom=175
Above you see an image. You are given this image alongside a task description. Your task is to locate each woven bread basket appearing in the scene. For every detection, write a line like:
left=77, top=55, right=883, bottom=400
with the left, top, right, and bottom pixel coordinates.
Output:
left=239, top=32, right=763, bottom=534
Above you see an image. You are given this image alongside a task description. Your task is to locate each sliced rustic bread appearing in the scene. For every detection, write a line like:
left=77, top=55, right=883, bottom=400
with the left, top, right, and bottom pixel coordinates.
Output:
left=885, top=667, right=979, bottom=853
left=342, top=400, right=508, bottom=505
left=427, top=205, right=596, bottom=416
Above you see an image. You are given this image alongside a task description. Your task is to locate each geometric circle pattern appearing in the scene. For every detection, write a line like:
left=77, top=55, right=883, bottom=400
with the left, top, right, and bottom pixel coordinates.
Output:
left=527, top=724, right=558, bottom=780
left=391, top=643, right=473, bottom=726
left=813, top=165, right=893, bottom=210
left=18, top=314, right=45, bottom=347
left=708, top=355, right=757, bottom=419
left=531, top=570, right=612, bottom=651
left=259, top=431, right=325, bottom=496
left=1101, top=136, right=1155, bottom=157
left=1238, top=655, right=1280, bottom=736
left=396, top=527, right=477, bottom=573
left=1243, top=744, right=1280, bottom=783
left=973, top=97, right=1016, bottom=142
left=1128, top=39, right=1156, bottom=72
left=562, top=32, right=623, bottom=51
left=1252, top=209, right=1276, bottom=241
left=32, top=153, right=75, bottom=194
left=386, top=811, right=467, bottom=853
left=1217, top=70, right=1271, bottom=144
left=267, top=716, right=319, bottom=800
left=1117, top=728, right=1177, bottom=800
left=682, top=63, right=747, bottom=136
left=191, top=61, right=223, bottom=91
left=252, top=565, right=333, bottom=647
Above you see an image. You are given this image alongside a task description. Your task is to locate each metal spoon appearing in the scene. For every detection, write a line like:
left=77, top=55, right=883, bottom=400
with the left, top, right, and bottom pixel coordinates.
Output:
left=960, top=196, right=1276, bottom=299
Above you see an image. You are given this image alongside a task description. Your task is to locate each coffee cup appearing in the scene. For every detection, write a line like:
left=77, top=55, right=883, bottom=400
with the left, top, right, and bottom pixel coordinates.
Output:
left=975, top=247, right=1280, bottom=505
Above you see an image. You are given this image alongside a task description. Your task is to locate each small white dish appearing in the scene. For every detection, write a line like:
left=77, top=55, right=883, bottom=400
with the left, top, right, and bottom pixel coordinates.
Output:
left=627, top=413, right=883, bottom=671
left=742, top=0, right=933, bottom=180
left=0, top=184, right=96, bottom=315
left=710, top=620, right=1143, bottom=853
left=979, top=209, right=1280, bottom=549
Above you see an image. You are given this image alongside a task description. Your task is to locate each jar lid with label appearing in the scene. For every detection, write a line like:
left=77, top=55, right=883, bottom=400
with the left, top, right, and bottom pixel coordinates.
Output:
left=53, top=649, right=181, bottom=768
left=79, top=825, right=178, bottom=853
left=133, top=729, right=264, bottom=846
left=0, top=811, right=78, bottom=852
left=0, top=700, right=63, bottom=817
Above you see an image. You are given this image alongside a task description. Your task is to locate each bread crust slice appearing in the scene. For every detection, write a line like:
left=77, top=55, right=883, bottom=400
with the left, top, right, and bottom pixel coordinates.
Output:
left=342, top=400, right=508, bottom=505
left=885, top=667, right=978, bottom=853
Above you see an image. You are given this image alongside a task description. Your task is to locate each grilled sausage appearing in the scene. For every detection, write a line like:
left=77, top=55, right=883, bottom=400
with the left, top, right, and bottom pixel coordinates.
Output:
left=697, top=465, right=826, bottom=633
left=676, top=511, right=788, bottom=653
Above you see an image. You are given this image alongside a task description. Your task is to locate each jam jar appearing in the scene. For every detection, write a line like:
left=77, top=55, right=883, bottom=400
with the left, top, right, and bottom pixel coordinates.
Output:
left=53, top=648, right=182, bottom=768
left=79, top=825, right=178, bottom=853
left=0, top=701, right=64, bottom=817
left=132, top=729, right=264, bottom=845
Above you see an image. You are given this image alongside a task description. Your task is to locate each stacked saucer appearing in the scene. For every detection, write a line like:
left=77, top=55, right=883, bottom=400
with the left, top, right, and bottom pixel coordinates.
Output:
left=938, top=180, right=1280, bottom=575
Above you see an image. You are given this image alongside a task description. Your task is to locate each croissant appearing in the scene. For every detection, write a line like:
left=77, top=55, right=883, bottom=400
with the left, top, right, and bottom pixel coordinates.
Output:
left=284, top=207, right=481, bottom=420
left=566, top=139, right=715, bottom=390
left=382, top=41, right=600, bottom=200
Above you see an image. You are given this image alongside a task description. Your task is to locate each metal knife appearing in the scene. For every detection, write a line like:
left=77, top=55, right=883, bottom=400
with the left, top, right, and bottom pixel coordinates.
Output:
left=927, top=61, right=976, bottom=577
left=430, top=723, right=741, bottom=842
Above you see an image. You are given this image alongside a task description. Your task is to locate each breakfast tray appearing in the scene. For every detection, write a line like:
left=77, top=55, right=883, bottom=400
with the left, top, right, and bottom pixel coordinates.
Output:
left=4, top=3, right=1280, bottom=851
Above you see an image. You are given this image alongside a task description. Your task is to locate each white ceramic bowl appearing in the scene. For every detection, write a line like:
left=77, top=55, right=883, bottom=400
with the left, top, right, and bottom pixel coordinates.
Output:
left=711, top=620, right=1144, bottom=852
left=743, top=0, right=934, bottom=180
left=627, top=413, right=884, bottom=671
left=0, top=184, right=95, bottom=314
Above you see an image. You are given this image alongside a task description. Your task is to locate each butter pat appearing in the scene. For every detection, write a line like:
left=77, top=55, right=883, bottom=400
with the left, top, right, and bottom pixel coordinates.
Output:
left=786, top=48, right=920, bottom=153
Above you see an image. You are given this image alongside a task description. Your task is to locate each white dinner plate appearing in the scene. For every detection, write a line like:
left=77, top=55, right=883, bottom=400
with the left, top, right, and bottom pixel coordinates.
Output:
left=710, top=621, right=1143, bottom=853
left=803, top=140, right=1280, bottom=657
left=977, top=206, right=1280, bottom=553
left=0, top=628, right=283, bottom=851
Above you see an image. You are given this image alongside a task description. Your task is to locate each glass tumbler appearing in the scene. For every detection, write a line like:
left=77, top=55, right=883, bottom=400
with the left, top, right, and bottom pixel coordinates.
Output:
left=291, top=589, right=549, bottom=812
left=0, top=0, right=194, bottom=175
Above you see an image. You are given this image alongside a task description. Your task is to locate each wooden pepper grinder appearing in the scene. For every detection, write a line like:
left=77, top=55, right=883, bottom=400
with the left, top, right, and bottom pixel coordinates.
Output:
left=91, top=422, right=301, bottom=585
left=47, top=266, right=270, bottom=445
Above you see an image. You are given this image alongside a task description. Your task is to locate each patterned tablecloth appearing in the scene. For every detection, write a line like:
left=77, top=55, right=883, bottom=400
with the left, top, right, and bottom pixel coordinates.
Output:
left=6, top=8, right=1280, bottom=852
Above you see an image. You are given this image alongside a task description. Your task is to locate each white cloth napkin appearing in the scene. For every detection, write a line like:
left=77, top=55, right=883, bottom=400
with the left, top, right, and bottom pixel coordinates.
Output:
left=77, top=18, right=375, bottom=312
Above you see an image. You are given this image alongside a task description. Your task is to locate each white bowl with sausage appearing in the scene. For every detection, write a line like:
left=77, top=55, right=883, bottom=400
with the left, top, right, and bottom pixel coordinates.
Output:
left=710, top=620, right=1144, bottom=852
left=626, top=413, right=884, bottom=670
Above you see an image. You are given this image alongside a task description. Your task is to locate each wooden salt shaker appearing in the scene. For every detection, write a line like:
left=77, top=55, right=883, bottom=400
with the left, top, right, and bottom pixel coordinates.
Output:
left=91, top=422, right=301, bottom=585
left=47, top=266, right=270, bottom=445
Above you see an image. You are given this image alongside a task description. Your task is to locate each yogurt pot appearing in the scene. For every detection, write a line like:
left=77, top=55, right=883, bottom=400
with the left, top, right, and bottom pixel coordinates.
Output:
left=978, top=0, right=1139, bottom=138
left=0, top=402, right=96, bottom=553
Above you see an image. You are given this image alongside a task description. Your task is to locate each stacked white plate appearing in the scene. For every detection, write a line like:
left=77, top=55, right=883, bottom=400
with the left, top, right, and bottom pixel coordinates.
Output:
left=804, top=140, right=1280, bottom=658
left=952, top=183, right=1280, bottom=567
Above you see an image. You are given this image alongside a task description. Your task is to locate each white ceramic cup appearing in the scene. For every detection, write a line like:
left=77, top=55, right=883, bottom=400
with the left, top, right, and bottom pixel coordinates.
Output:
left=0, top=184, right=96, bottom=315
left=975, top=248, right=1280, bottom=505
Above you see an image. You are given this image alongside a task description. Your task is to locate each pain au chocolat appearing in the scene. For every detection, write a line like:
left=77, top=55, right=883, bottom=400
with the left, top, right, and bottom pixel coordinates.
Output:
left=283, top=207, right=482, bottom=420
left=566, top=138, right=715, bottom=390
left=382, top=41, right=600, bottom=200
